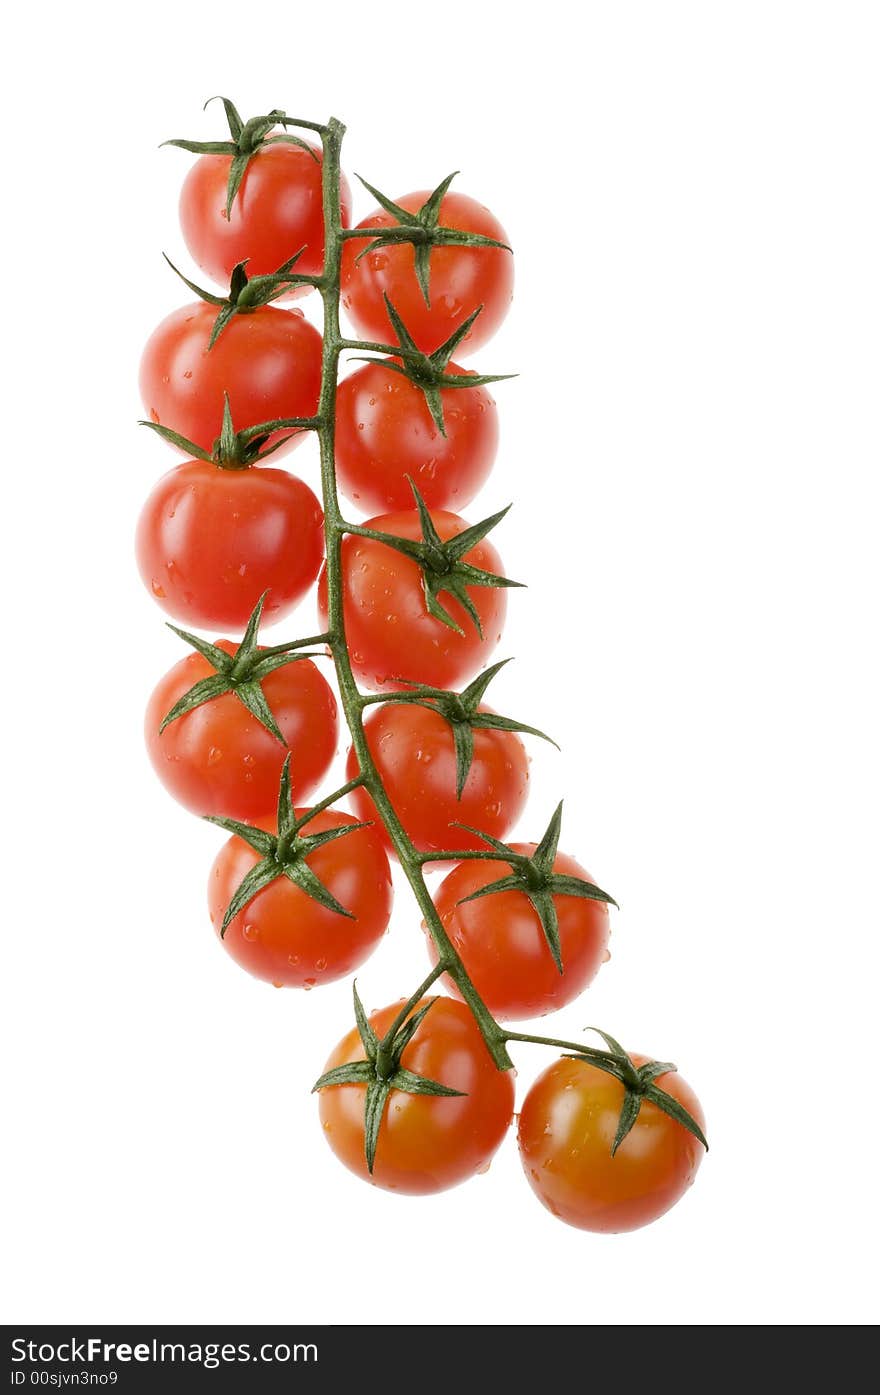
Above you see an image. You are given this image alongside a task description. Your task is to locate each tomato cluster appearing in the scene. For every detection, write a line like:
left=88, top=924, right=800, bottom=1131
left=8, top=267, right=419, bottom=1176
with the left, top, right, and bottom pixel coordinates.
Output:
left=139, top=102, right=706, bottom=1236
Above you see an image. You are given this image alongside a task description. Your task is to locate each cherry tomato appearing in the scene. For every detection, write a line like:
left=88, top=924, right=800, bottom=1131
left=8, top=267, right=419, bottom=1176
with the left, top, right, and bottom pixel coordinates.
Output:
left=136, top=459, right=324, bottom=632
left=179, top=140, right=352, bottom=295
left=145, top=643, right=338, bottom=821
left=208, top=809, right=392, bottom=988
left=341, top=190, right=513, bottom=355
left=139, top=300, right=322, bottom=458
left=318, top=996, right=514, bottom=1193
left=518, top=1056, right=706, bottom=1232
left=428, top=845, right=610, bottom=1020
left=317, top=509, right=507, bottom=690
left=345, top=702, right=528, bottom=857
left=335, top=359, right=499, bottom=513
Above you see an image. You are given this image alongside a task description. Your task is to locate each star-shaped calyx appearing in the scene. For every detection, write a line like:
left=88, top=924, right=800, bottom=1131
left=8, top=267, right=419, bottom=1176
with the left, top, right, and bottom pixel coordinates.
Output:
left=384, top=659, right=557, bottom=798
left=163, top=96, right=319, bottom=217
left=566, top=1030, right=709, bottom=1156
left=453, top=803, right=618, bottom=973
left=158, top=591, right=323, bottom=745
left=352, top=295, right=514, bottom=436
left=357, top=477, right=523, bottom=637
left=139, top=393, right=313, bottom=468
left=312, top=983, right=465, bottom=1172
left=163, top=250, right=310, bottom=349
left=207, top=757, right=372, bottom=937
left=353, top=171, right=511, bottom=304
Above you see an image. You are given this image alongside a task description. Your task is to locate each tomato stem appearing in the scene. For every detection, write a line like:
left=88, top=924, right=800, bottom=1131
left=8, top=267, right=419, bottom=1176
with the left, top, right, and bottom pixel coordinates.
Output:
left=312, top=116, right=513, bottom=1073
left=297, top=774, right=366, bottom=827
left=375, top=964, right=448, bottom=1078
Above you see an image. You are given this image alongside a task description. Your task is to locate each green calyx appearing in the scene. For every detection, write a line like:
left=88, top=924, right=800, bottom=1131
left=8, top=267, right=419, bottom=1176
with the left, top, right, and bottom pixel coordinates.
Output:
left=312, top=983, right=465, bottom=1173
left=564, top=1029, right=709, bottom=1156
left=140, top=392, right=315, bottom=469
left=206, top=756, right=372, bottom=936
left=159, top=592, right=324, bottom=743
left=375, top=659, right=557, bottom=798
left=163, top=251, right=310, bottom=349
left=454, top=804, right=617, bottom=973
left=351, top=296, right=514, bottom=436
left=350, top=171, right=511, bottom=306
left=163, top=96, right=319, bottom=218
left=351, top=478, right=522, bottom=637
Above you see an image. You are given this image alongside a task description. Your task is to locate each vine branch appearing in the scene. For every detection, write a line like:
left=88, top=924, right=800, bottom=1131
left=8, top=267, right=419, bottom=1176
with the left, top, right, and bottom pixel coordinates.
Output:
left=310, top=115, right=512, bottom=1071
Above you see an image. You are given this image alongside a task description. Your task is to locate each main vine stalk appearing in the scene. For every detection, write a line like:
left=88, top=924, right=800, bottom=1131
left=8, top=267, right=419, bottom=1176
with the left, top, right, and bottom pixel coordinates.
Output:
left=311, top=117, right=513, bottom=1071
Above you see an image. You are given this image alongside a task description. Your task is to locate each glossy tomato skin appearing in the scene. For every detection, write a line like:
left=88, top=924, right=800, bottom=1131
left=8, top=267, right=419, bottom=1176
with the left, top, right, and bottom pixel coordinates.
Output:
left=341, top=190, right=513, bottom=355
left=139, top=300, right=322, bottom=458
left=208, top=809, right=392, bottom=988
left=136, top=459, right=325, bottom=633
left=318, top=997, right=514, bottom=1193
left=145, top=643, right=338, bottom=821
left=429, top=845, right=610, bottom=1021
left=317, top=509, right=507, bottom=690
left=179, top=141, right=352, bottom=295
left=346, top=703, right=528, bottom=857
left=518, top=1056, right=705, bottom=1232
left=335, top=359, right=499, bottom=513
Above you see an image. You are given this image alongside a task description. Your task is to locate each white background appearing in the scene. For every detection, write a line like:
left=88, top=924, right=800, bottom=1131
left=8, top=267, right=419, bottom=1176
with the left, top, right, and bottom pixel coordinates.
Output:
left=2, top=1, right=878, bottom=1327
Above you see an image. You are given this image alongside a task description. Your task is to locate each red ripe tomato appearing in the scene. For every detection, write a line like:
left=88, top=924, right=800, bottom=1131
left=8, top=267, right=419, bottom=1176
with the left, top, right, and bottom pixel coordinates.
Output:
left=179, top=140, right=352, bottom=294
left=136, top=459, right=324, bottom=632
left=139, top=300, right=322, bottom=458
left=345, top=703, right=528, bottom=857
left=518, top=1056, right=706, bottom=1232
left=341, top=190, right=513, bottom=355
left=145, top=644, right=338, bottom=821
left=318, top=996, right=514, bottom=1193
left=317, top=509, right=507, bottom=690
left=208, top=809, right=392, bottom=988
left=334, top=359, right=498, bottom=513
left=428, top=845, right=610, bottom=1020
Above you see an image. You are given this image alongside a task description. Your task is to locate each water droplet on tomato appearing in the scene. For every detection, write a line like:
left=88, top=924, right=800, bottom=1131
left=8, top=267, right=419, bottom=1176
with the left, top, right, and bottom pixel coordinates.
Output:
left=315, top=957, right=327, bottom=971
left=183, top=370, right=192, bottom=380
left=475, top=1160, right=491, bottom=1175
left=151, top=581, right=166, bottom=599
left=208, top=746, right=223, bottom=765
left=303, top=978, right=317, bottom=991
left=601, top=948, right=611, bottom=963
left=242, top=922, right=259, bottom=941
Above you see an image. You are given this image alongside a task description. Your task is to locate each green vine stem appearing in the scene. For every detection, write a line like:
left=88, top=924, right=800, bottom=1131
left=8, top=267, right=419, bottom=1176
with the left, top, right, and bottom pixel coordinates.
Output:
left=309, top=116, right=512, bottom=1071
